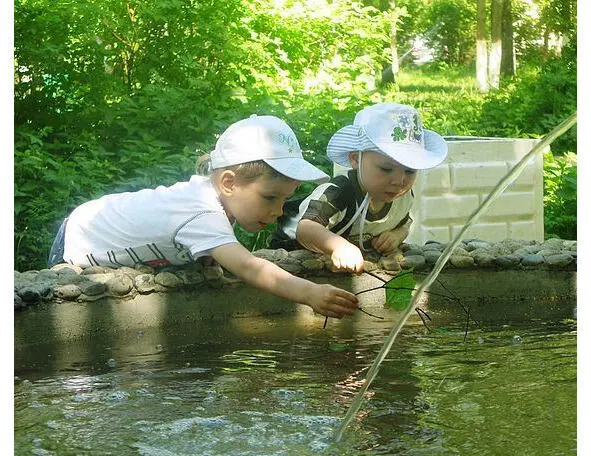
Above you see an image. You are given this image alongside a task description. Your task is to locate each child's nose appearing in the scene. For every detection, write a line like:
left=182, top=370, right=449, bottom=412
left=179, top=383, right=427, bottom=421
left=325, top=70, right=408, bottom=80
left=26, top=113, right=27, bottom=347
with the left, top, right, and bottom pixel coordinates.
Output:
left=391, top=169, right=405, bottom=185
left=270, top=203, right=283, bottom=218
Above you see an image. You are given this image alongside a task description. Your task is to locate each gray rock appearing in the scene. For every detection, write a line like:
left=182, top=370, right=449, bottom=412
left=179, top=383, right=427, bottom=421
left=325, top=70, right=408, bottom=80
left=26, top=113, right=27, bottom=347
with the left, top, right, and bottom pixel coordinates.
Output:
left=453, top=246, right=470, bottom=256
left=512, top=248, right=530, bottom=257
left=450, top=255, right=475, bottom=268
left=466, top=240, right=491, bottom=252
left=14, top=277, right=33, bottom=292
left=82, top=273, right=116, bottom=284
left=507, top=250, right=525, bottom=260
left=423, top=243, right=444, bottom=252
left=155, top=272, right=183, bottom=288
left=494, top=255, right=522, bottom=268
left=521, top=254, right=545, bottom=266
left=496, top=239, right=525, bottom=253
left=134, top=264, right=155, bottom=274
left=488, top=244, right=513, bottom=256
left=273, top=249, right=290, bottom=262
left=563, top=240, right=577, bottom=251
left=78, top=280, right=106, bottom=296
left=51, top=264, right=83, bottom=275
left=288, top=249, right=317, bottom=261
left=362, top=260, right=378, bottom=272
left=56, top=274, right=90, bottom=286
left=35, top=270, right=58, bottom=282
left=472, top=252, right=496, bottom=267
left=252, top=249, right=275, bottom=262
left=116, top=266, right=144, bottom=279
left=301, top=258, right=325, bottom=271
left=469, top=247, right=492, bottom=257
left=403, top=248, right=423, bottom=257
left=18, top=284, right=52, bottom=302
left=400, top=243, right=421, bottom=253
left=175, top=269, right=204, bottom=285
left=135, top=274, right=157, bottom=294
left=538, top=249, right=562, bottom=258
left=401, top=255, right=426, bottom=270
left=276, top=260, right=303, bottom=274
left=106, top=275, right=134, bottom=296
left=203, top=265, right=224, bottom=281
left=379, top=257, right=401, bottom=272
left=55, top=284, right=82, bottom=300
left=543, top=238, right=565, bottom=249
left=521, top=244, right=542, bottom=254
left=19, top=271, right=39, bottom=282
left=81, top=266, right=114, bottom=275
left=424, top=250, right=442, bottom=265
left=14, top=293, right=25, bottom=310
left=545, top=254, right=574, bottom=268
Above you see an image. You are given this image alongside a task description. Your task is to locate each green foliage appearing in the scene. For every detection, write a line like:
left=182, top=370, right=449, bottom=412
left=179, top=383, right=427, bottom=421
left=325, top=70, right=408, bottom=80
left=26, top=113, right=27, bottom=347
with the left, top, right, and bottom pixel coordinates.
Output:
left=475, top=50, right=577, bottom=153
left=543, top=152, right=577, bottom=240
left=421, top=0, right=475, bottom=65
left=14, top=0, right=577, bottom=270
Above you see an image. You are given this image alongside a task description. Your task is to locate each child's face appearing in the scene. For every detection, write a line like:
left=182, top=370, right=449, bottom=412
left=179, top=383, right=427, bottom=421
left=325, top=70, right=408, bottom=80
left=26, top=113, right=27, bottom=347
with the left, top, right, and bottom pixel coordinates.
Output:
left=350, top=151, right=417, bottom=202
left=222, top=174, right=300, bottom=232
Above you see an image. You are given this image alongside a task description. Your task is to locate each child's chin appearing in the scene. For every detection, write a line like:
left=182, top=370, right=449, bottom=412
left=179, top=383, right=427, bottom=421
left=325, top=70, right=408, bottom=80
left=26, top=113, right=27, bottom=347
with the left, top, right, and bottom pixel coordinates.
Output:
left=246, top=223, right=267, bottom=233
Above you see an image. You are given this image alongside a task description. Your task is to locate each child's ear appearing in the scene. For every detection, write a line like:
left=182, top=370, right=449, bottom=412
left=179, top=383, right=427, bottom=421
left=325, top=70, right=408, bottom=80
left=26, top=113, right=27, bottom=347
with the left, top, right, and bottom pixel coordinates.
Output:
left=217, top=170, right=237, bottom=196
left=348, top=151, right=360, bottom=169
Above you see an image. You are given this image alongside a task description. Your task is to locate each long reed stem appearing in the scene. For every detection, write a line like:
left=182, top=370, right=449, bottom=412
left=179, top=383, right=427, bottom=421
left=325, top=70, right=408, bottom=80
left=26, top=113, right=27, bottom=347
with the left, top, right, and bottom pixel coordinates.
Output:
left=334, top=111, right=577, bottom=442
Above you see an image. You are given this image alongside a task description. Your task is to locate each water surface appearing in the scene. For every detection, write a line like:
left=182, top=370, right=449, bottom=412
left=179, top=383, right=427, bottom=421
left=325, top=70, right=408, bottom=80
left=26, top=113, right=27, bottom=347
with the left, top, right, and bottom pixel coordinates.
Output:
left=15, top=308, right=576, bottom=455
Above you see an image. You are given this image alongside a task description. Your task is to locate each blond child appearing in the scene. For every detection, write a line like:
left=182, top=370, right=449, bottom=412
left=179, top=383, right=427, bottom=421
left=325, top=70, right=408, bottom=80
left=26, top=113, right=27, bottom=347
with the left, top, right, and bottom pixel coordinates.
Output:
left=272, top=103, right=448, bottom=273
left=48, top=115, right=359, bottom=319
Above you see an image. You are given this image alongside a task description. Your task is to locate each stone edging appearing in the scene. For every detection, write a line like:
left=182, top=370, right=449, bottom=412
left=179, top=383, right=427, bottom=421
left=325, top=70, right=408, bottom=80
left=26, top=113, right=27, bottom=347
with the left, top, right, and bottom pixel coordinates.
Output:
left=14, top=238, right=576, bottom=311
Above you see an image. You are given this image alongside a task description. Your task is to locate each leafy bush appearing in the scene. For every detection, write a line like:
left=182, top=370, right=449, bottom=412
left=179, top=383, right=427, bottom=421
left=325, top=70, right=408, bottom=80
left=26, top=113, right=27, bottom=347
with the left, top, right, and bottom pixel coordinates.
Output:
left=475, top=49, right=577, bottom=154
left=543, top=151, right=577, bottom=240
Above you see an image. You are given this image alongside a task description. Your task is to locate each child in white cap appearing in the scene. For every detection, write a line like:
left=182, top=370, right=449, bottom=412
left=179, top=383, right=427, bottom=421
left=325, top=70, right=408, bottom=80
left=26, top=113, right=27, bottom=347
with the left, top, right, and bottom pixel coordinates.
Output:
left=48, top=115, right=359, bottom=319
left=272, top=103, right=448, bottom=273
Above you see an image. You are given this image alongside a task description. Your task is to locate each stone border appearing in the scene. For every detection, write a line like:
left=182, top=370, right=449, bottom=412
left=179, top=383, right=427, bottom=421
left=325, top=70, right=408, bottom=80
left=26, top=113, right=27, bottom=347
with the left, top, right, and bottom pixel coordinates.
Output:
left=14, top=238, right=576, bottom=311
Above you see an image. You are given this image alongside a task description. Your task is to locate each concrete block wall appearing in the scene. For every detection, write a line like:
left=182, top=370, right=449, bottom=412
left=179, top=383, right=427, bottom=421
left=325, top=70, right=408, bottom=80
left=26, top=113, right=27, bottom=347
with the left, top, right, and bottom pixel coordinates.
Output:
left=334, top=137, right=547, bottom=244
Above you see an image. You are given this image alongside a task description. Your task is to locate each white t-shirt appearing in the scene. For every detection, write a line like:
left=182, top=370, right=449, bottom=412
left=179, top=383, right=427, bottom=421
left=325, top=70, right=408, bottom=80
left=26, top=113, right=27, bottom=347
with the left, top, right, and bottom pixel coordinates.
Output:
left=63, top=175, right=237, bottom=267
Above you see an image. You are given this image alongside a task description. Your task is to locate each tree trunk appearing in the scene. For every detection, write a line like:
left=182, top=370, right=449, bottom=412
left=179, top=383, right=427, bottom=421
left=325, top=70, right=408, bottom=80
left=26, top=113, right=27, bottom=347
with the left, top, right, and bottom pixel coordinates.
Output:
left=476, top=0, right=488, bottom=92
left=500, top=0, right=515, bottom=77
left=389, top=0, right=399, bottom=81
left=489, top=0, right=503, bottom=89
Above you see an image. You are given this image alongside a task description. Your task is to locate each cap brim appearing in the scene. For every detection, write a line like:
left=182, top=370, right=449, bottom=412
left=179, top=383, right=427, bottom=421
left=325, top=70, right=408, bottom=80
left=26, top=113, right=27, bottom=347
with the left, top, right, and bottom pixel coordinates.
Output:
left=264, top=157, right=329, bottom=183
left=369, top=130, right=448, bottom=170
left=326, top=125, right=360, bottom=167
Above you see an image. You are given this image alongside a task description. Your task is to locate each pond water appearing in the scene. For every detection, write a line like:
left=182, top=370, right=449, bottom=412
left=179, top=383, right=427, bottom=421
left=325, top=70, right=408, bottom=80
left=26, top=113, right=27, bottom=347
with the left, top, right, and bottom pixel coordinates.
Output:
left=15, top=305, right=576, bottom=455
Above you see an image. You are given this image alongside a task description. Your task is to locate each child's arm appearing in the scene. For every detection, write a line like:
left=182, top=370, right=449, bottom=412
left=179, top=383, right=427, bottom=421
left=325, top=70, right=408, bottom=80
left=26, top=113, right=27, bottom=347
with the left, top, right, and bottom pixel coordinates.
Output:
left=210, top=242, right=359, bottom=318
left=295, top=219, right=364, bottom=273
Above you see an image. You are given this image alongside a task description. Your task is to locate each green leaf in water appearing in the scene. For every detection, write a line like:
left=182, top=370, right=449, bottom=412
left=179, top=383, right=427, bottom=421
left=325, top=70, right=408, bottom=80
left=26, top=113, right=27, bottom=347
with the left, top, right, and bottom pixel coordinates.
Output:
left=435, top=326, right=453, bottom=333
left=385, top=271, right=416, bottom=311
left=329, top=342, right=353, bottom=352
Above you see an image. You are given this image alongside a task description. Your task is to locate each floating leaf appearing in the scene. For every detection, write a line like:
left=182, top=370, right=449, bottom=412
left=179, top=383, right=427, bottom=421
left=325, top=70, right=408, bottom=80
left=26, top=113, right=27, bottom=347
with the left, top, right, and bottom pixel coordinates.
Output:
left=329, top=342, right=353, bottom=352
left=385, top=271, right=416, bottom=311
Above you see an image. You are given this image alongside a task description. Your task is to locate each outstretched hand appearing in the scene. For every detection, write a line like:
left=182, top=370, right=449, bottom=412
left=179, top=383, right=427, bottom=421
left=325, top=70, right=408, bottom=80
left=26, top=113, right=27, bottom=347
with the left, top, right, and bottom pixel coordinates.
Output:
left=304, top=283, right=358, bottom=318
left=330, top=241, right=365, bottom=273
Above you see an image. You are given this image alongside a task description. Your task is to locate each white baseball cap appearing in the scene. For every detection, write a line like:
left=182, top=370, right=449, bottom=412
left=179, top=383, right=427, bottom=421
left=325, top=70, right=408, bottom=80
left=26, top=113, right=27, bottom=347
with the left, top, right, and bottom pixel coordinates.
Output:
left=327, top=103, right=448, bottom=170
left=211, top=115, right=329, bottom=182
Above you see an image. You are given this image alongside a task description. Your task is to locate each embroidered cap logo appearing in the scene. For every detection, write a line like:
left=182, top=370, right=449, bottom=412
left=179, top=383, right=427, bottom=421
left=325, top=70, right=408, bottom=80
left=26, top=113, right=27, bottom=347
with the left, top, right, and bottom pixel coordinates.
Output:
left=390, top=112, right=424, bottom=145
left=278, top=132, right=297, bottom=154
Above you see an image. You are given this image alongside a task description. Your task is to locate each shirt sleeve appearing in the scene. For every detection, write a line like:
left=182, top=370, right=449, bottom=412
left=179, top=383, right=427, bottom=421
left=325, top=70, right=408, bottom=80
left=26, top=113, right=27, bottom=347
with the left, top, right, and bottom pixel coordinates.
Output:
left=301, top=177, right=355, bottom=229
left=174, top=210, right=238, bottom=259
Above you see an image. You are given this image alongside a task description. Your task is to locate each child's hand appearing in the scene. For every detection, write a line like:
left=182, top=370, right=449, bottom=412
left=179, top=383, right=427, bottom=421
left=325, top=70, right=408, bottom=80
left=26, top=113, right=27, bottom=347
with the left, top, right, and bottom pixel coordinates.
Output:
left=330, top=242, right=365, bottom=273
left=371, top=226, right=409, bottom=257
left=306, top=283, right=358, bottom=318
